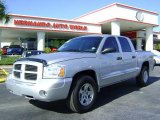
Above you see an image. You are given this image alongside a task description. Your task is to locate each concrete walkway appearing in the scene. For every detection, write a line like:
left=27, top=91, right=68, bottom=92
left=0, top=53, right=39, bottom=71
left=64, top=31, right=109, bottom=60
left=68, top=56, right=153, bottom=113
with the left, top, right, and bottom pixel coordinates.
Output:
left=0, top=65, right=13, bottom=69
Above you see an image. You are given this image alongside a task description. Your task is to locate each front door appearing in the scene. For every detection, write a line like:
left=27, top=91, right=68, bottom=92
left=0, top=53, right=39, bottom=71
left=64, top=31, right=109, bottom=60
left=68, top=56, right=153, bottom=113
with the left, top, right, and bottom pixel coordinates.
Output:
left=99, top=36, right=123, bottom=87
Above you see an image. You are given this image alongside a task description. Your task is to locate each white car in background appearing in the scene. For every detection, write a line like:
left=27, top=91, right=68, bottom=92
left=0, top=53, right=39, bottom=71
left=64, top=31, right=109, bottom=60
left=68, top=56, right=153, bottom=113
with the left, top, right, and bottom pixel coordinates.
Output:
left=151, top=50, right=160, bottom=66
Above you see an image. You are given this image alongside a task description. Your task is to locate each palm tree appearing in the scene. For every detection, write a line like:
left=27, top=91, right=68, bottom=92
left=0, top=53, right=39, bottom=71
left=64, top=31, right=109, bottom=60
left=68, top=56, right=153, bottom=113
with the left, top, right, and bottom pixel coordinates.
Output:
left=0, top=0, right=9, bottom=23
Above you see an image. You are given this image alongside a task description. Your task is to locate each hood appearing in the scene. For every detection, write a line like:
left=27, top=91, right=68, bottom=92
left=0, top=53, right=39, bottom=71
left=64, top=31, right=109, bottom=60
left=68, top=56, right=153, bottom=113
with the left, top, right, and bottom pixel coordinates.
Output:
left=24, top=52, right=97, bottom=65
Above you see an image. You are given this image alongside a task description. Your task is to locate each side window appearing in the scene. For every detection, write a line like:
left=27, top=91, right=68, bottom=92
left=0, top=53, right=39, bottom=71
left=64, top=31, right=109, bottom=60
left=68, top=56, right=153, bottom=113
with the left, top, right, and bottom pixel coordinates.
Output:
left=102, top=37, right=119, bottom=52
left=118, top=37, right=132, bottom=52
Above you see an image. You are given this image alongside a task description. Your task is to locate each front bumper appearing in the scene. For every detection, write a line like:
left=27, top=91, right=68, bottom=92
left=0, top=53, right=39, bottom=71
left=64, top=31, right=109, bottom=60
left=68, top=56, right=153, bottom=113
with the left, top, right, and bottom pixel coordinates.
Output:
left=5, top=75, right=72, bottom=102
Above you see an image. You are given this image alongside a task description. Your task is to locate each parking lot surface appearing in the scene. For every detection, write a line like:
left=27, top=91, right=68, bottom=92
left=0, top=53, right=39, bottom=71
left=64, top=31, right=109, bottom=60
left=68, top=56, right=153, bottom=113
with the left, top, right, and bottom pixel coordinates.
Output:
left=0, top=67, right=160, bottom=120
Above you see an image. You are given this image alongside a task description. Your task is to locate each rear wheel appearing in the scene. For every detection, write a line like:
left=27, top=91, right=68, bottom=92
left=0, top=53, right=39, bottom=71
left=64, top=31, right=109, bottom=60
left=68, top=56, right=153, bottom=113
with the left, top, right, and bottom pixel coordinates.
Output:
left=67, top=75, right=98, bottom=113
left=136, top=66, right=149, bottom=87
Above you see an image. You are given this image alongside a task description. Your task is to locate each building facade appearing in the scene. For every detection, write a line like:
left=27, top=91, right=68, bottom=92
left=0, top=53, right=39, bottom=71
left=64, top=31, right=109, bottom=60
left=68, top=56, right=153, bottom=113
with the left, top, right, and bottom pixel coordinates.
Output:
left=0, top=3, right=159, bottom=51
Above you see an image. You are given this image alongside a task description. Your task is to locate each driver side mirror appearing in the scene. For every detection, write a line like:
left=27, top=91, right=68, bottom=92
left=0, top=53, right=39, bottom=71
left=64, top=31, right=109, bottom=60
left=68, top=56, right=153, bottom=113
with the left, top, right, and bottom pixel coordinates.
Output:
left=102, top=48, right=116, bottom=54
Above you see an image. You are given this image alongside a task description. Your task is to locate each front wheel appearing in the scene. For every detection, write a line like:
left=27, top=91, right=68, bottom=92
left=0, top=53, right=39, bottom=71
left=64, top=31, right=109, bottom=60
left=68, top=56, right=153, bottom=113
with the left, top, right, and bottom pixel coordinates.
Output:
left=67, top=75, right=98, bottom=113
left=136, top=66, right=149, bottom=87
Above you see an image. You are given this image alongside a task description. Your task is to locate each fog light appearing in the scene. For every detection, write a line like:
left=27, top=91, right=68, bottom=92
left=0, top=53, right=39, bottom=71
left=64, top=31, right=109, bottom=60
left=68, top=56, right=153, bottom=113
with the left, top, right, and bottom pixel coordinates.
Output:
left=39, top=90, right=47, bottom=97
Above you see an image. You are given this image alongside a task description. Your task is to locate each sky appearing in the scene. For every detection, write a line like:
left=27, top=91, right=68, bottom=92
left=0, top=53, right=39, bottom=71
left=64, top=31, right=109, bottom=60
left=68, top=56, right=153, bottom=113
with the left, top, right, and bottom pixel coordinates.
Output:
left=3, top=0, right=160, bottom=31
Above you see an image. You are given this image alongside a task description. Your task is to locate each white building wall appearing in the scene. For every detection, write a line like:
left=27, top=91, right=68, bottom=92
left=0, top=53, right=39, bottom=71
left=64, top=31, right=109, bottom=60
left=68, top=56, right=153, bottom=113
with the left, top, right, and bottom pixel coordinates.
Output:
left=111, top=21, right=120, bottom=35
left=37, top=32, right=45, bottom=51
left=115, top=6, right=158, bottom=25
left=146, top=27, right=153, bottom=51
left=1, top=38, right=21, bottom=47
left=1, top=42, right=12, bottom=47
left=0, top=15, right=102, bottom=34
left=74, top=5, right=117, bottom=23
left=74, top=3, right=159, bottom=25
left=136, top=31, right=144, bottom=50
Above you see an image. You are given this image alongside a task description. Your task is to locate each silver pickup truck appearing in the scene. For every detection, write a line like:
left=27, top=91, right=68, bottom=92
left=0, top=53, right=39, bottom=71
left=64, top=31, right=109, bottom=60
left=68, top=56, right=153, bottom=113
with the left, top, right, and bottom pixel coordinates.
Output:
left=6, top=35, right=154, bottom=112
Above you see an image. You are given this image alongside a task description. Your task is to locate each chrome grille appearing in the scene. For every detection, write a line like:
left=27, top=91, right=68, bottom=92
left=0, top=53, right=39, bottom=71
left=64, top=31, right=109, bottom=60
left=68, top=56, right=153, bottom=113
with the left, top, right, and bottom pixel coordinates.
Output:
left=13, top=63, right=39, bottom=81
left=14, top=71, right=20, bottom=78
left=25, top=65, right=37, bottom=72
left=25, top=73, right=37, bottom=80
left=14, top=64, right=22, bottom=70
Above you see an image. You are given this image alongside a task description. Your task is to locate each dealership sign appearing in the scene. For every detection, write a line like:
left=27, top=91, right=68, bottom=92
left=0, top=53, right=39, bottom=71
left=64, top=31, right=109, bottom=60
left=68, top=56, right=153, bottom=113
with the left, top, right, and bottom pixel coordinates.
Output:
left=14, top=19, right=88, bottom=31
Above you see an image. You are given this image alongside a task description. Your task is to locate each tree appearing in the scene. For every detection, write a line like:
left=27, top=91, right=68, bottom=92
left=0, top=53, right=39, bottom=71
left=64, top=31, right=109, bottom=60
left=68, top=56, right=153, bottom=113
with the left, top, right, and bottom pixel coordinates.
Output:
left=0, top=0, right=9, bottom=23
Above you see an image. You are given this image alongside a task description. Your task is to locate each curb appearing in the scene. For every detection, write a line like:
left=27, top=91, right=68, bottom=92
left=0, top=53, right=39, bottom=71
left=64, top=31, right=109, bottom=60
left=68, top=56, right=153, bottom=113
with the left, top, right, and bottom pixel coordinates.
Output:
left=0, top=65, right=13, bottom=69
left=0, top=78, right=6, bottom=83
left=0, top=68, right=9, bottom=83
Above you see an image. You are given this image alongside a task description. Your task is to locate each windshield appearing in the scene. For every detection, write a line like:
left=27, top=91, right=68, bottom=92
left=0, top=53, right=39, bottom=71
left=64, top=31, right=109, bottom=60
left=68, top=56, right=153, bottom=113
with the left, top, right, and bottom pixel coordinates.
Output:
left=58, top=36, right=102, bottom=53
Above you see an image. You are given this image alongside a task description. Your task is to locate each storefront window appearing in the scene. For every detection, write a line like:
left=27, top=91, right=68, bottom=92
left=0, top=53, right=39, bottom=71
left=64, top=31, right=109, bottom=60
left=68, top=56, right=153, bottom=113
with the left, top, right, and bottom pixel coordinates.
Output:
left=45, top=39, right=67, bottom=48
left=154, top=41, right=160, bottom=51
left=21, top=38, right=37, bottom=50
left=153, top=34, right=160, bottom=51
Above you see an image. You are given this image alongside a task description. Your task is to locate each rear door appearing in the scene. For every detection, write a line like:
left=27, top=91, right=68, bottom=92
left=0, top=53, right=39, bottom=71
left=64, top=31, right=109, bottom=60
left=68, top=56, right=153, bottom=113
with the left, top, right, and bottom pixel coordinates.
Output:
left=117, top=37, right=138, bottom=79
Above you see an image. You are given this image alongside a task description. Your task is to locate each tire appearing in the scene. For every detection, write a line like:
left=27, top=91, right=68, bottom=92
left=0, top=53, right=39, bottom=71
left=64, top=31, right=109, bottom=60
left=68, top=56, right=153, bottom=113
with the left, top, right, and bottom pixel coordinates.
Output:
left=67, top=75, right=98, bottom=113
left=136, top=66, right=149, bottom=87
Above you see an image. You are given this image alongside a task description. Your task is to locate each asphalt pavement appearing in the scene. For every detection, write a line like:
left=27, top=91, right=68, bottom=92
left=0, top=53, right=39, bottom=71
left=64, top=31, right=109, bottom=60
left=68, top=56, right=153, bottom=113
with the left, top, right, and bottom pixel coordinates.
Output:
left=0, top=67, right=160, bottom=120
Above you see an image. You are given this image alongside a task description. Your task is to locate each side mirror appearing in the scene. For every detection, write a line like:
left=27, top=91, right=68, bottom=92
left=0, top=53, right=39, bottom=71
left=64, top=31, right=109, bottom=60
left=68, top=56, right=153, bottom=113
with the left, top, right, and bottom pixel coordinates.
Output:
left=102, top=48, right=116, bottom=54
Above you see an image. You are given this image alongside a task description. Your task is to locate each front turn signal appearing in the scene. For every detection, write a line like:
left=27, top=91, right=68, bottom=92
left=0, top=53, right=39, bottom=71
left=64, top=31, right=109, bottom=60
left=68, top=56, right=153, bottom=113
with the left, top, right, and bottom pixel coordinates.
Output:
left=59, top=68, right=65, bottom=77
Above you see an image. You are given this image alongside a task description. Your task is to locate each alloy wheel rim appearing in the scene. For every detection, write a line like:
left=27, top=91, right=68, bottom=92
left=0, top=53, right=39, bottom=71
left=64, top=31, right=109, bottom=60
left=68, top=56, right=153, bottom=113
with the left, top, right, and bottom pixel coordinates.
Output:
left=143, top=70, right=148, bottom=83
left=79, top=83, right=94, bottom=106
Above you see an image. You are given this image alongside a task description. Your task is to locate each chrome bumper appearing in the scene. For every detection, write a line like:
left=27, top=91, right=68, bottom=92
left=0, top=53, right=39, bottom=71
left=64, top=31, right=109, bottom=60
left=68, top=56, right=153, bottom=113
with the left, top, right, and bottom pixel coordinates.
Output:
left=5, top=75, right=72, bottom=102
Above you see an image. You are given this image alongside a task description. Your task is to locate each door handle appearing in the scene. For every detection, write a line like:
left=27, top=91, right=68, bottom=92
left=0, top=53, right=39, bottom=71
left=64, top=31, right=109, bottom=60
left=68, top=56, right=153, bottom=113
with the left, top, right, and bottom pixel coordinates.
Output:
left=132, top=56, right=136, bottom=59
left=117, top=57, right=122, bottom=60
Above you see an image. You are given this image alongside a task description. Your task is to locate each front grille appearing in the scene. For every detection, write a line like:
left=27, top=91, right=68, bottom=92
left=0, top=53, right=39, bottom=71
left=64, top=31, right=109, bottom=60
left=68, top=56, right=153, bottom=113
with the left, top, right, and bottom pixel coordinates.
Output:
left=25, top=65, right=37, bottom=72
left=14, top=71, right=20, bottom=78
left=14, top=64, right=21, bottom=70
left=25, top=73, right=37, bottom=80
left=13, top=63, right=40, bottom=82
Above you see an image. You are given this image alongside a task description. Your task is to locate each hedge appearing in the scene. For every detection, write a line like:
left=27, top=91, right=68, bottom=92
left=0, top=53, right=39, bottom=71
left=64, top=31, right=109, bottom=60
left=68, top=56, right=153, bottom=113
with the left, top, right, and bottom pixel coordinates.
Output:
left=0, top=56, right=21, bottom=65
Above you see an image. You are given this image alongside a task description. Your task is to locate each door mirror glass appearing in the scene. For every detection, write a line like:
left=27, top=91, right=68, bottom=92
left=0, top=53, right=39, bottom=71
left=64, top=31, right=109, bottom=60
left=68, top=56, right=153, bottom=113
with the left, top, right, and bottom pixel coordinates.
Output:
left=102, top=48, right=116, bottom=54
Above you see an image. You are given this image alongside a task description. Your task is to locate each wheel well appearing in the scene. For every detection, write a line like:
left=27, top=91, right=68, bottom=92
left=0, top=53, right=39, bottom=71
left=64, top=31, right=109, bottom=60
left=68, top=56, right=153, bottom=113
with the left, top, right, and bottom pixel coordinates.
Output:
left=68, top=70, right=98, bottom=98
left=72, top=70, right=98, bottom=84
left=142, top=61, right=149, bottom=69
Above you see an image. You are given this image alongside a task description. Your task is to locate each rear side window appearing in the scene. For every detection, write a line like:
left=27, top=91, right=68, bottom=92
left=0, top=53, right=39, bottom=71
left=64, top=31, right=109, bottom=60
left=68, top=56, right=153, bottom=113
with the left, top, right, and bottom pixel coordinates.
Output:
left=118, top=37, right=132, bottom=52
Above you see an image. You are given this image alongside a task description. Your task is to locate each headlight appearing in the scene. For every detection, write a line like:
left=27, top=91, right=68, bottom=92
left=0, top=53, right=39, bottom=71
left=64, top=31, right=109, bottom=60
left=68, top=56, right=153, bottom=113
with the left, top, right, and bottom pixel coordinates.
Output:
left=43, top=64, right=65, bottom=78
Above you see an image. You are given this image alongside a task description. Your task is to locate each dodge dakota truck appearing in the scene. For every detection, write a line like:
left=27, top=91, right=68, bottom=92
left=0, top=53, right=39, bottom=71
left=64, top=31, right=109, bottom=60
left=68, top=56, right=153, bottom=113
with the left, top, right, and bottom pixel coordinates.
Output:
left=6, top=35, right=155, bottom=113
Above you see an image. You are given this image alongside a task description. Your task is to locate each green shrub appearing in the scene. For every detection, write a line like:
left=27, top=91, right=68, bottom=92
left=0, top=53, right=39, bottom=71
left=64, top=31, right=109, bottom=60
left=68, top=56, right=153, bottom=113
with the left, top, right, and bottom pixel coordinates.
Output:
left=53, top=40, right=60, bottom=48
left=0, top=50, right=2, bottom=55
left=60, top=40, right=67, bottom=46
left=45, top=47, right=51, bottom=53
left=0, top=56, right=21, bottom=65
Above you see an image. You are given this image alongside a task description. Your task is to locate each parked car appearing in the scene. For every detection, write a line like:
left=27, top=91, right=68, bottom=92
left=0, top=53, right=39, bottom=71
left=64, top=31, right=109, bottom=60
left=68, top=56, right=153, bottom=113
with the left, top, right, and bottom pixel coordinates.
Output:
left=48, top=46, right=57, bottom=52
left=7, top=45, right=24, bottom=55
left=1, top=46, right=9, bottom=55
left=6, top=35, right=154, bottom=113
left=151, top=50, right=160, bottom=66
left=22, top=50, right=44, bottom=58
